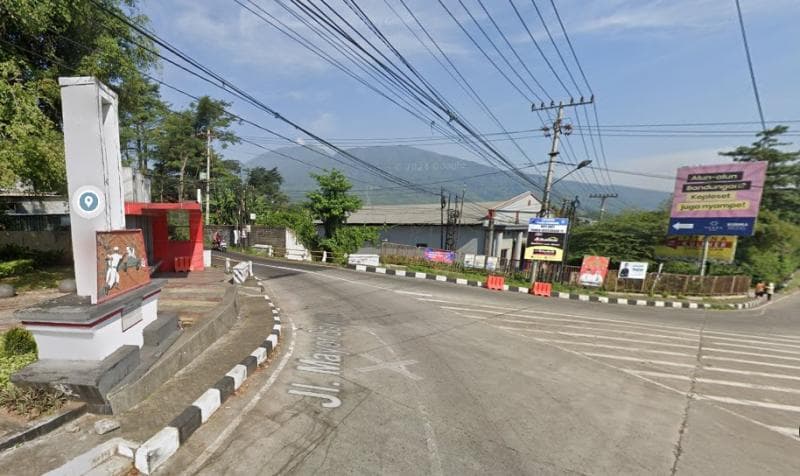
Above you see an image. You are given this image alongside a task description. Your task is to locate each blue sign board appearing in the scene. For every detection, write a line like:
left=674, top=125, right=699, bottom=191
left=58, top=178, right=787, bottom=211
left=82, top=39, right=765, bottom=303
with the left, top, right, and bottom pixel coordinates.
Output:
left=667, top=217, right=756, bottom=237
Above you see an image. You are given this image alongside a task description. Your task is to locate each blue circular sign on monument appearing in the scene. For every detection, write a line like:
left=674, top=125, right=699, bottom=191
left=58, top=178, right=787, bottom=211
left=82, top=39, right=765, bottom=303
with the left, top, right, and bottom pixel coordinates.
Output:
left=72, top=185, right=105, bottom=219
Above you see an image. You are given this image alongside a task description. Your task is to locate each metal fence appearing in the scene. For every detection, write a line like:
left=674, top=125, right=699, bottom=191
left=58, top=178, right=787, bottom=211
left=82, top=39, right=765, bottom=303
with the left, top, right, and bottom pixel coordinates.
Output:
left=377, top=242, right=751, bottom=296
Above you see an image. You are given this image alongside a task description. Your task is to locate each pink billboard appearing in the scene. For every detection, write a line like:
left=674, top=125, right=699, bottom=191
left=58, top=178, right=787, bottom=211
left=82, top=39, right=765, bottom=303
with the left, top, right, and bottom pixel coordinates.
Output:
left=668, top=161, right=767, bottom=236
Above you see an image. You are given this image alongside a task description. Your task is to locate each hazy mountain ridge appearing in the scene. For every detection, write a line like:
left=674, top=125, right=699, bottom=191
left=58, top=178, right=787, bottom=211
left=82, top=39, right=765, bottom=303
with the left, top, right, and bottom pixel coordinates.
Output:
left=247, top=145, right=670, bottom=211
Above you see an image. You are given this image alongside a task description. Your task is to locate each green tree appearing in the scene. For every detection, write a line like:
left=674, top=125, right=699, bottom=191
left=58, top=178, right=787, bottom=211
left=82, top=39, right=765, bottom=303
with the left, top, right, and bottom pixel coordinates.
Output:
left=0, top=0, right=163, bottom=190
left=719, top=126, right=800, bottom=223
left=152, top=96, right=238, bottom=202
left=567, top=210, right=668, bottom=265
left=305, top=169, right=362, bottom=239
left=247, top=166, right=287, bottom=207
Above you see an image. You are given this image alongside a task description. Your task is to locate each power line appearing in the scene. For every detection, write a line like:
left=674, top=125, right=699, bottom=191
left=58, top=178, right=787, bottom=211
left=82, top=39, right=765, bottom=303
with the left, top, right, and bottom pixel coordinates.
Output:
left=734, top=0, right=767, bottom=131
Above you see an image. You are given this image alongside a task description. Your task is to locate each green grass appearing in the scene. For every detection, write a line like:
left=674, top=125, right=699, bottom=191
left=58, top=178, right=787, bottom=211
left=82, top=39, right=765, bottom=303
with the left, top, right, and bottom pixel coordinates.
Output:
left=400, top=263, right=532, bottom=288
left=0, top=331, right=65, bottom=419
left=0, top=265, right=72, bottom=292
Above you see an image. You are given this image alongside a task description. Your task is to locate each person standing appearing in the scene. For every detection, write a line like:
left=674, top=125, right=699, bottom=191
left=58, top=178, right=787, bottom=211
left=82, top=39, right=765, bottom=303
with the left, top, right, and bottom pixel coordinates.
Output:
left=755, top=281, right=766, bottom=298
left=767, top=282, right=775, bottom=301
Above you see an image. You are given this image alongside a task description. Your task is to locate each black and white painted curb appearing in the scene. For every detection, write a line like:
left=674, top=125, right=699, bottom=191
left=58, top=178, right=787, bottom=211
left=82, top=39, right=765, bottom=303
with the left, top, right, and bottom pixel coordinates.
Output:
left=347, top=264, right=764, bottom=311
left=134, top=279, right=282, bottom=474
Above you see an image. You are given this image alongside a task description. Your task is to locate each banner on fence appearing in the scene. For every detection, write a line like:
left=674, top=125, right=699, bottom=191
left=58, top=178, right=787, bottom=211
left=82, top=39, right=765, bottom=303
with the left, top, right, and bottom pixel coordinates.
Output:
left=579, top=255, right=610, bottom=287
left=463, top=253, right=475, bottom=268
left=486, top=256, right=498, bottom=271
left=348, top=254, right=380, bottom=266
left=655, top=235, right=737, bottom=263
left=424, top=248, right=456, bottom=264
left=668, top=161, right=767, bottom=236
left=474, top=255, right=486, bottom=269
left=619, top=261, right=648, bottom=280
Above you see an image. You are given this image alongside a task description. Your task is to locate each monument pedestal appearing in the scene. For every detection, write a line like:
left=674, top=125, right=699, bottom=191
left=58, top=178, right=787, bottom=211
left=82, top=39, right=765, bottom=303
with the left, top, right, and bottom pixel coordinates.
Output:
left=12, top=280, right=180, bottom=413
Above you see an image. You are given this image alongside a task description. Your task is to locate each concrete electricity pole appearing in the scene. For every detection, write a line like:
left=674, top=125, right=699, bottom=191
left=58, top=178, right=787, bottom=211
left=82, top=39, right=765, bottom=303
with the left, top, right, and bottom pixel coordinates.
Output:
left=528, top=98, right=593, bottom=285
left=205, top=127, right=211, bottom=226
left=589, top=193, right=618, bottom=220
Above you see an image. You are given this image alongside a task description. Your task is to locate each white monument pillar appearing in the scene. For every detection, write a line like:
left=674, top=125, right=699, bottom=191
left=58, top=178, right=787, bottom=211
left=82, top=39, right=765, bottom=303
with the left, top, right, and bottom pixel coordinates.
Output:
left=60, top=77, right=126, bottom=303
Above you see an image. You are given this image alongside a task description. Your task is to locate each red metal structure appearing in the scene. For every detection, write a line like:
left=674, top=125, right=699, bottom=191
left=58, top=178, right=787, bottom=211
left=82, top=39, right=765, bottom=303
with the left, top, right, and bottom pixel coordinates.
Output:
left=125, top=202, right=204, bottom=273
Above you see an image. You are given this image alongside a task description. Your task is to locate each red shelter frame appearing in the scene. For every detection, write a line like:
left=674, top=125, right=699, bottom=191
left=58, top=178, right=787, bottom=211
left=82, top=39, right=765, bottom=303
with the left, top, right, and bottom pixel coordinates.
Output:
left=125, top=202, right=204, bottom=272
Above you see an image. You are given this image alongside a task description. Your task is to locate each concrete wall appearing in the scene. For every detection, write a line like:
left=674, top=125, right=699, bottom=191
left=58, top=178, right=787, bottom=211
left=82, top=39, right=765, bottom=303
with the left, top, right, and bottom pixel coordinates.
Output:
left=250, top=227, right=287, bottom=249
left=0, top=231, right=71, bottom=253
left=370, top=225, right=485, bottom=254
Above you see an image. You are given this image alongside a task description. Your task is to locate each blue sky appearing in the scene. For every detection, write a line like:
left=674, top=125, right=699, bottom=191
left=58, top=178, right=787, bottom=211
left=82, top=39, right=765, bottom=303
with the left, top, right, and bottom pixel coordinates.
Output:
left=141, top=0, right=800, bottom=196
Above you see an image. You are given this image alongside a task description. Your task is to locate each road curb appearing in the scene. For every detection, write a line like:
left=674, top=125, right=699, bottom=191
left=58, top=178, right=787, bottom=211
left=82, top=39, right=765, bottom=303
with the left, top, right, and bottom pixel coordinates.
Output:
left=0, top=402, right=87, bottom=452
left=133, top=280, right=282, bottom=475
left=347, top=264, right=764, bottom=311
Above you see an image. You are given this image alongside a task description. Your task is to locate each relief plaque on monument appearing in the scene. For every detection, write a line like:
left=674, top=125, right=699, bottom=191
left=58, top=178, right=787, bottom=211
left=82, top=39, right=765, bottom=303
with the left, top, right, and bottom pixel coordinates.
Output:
left=96, top=229, right=151, bottom=302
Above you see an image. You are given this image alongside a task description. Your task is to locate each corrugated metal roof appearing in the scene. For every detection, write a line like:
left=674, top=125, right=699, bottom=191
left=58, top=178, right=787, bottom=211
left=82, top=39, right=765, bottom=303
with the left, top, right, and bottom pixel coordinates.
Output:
left=346, top=192, right=542, bottom=226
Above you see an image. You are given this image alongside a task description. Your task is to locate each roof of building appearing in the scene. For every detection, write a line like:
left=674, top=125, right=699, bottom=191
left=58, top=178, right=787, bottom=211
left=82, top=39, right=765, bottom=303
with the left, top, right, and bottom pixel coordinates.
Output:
left=346, top=192, right=541, bottom=226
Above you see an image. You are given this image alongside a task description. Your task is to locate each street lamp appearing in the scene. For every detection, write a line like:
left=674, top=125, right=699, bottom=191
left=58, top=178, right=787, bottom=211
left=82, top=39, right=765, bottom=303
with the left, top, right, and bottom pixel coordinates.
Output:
left=539, top=159, right=592, bottom=217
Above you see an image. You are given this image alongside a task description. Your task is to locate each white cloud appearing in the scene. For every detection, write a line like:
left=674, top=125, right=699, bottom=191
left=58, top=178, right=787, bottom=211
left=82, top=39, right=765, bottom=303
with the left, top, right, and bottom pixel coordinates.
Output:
left=309, top=112, right=336, bottom=136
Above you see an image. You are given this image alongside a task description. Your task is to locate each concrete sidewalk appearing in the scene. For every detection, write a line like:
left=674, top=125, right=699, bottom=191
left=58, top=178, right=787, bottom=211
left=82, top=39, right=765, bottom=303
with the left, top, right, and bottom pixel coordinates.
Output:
left=0, top=274, right=274, bottom=475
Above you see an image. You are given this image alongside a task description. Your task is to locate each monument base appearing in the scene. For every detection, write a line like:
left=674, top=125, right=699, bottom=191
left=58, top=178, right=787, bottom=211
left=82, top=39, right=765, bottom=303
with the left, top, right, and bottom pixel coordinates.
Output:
left=12, top=280, right=181, bottom=413
left=17, top=280, right=166, bottom=361
left=11, top=311, right=180, bottom=414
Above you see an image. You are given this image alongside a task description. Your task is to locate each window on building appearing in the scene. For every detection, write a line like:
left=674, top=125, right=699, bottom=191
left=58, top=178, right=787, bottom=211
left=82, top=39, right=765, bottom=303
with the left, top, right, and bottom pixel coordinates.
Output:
left=167, top=211, right=190, bottom=241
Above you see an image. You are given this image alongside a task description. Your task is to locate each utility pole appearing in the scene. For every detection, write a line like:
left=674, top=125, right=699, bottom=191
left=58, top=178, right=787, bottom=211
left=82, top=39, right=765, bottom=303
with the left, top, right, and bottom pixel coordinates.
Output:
left=529, top=97, right=593, bottom=285
left=205, top=127, right=211, bottom=226
left=589, top=193, right=618, bottom=220
left=440, top=187, right=446, bottom=249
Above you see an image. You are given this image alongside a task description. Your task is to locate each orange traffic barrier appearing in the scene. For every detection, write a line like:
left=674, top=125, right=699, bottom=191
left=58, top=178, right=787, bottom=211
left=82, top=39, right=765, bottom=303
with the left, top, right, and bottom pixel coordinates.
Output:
left=485, top=275, right=505, bottom=291
left=530, top=281, right=552, bottom=297
left=174, top=256, right=191, bottom=272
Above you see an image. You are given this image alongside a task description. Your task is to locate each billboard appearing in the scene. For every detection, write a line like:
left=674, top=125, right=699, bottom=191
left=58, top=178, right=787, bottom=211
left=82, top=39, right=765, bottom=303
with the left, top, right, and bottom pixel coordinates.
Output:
left=525, top=217, right=569, bottom=262
left=424, top=248, right=456, bottom=265
left=619, top=261, right=648, bottom=280
left=668, top=161, right=767, bottom=236
left=654, top=235, right=737, bottom=263
left=579, top=256, right=610, bottom=287
left=463, top=253, right=475, bottom=268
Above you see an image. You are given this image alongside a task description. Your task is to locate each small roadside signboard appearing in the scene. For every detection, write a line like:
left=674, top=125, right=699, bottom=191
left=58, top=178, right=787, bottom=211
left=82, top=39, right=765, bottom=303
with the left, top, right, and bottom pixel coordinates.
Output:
left=619, top=261, right=648, bottom=280
left=667, top=162, right=767, bottom=236
left=655, top=235, right=737, bottom=263
left=525, top=217, right=569, bottom=262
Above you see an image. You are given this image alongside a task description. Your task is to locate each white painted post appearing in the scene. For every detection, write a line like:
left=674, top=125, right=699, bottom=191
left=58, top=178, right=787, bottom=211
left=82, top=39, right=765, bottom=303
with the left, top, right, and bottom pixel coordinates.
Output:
left=225, top=258, right=231, bottom=273
left=322, top=251, right=327, bottom=263
left=248, top=261, right=253, bottom=277
left=59, top=77, right=126, bottom=304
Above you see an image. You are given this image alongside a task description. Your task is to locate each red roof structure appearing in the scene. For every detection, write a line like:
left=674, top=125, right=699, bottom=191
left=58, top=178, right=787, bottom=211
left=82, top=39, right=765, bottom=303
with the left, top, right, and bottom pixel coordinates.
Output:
left=125, top=202, right=204, bottom=272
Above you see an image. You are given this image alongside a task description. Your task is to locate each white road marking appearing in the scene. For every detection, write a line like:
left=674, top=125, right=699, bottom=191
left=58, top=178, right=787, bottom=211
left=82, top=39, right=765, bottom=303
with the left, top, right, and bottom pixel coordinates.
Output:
left=494, top=319, right=697, bottom=343
left=438, top=305, right=702, bottom=338
left=358, top=328, right=442, bottom=476
left=395, top=290, right=434, bottom=297
left=702, top=366, right=800, bottom=382
left=491, top=327, right=697, bottom=350
left=492, top=321, right=800, bottom=443
left=489, top=331, right=691, bottom=357
left=702, top=356, right=800, bottom=371
left=180, top=320, right=297, bottom=476
left=355, top=355, right=422, bottom=381
left=703, top=347, right=800, bottom=363
left=630, top=370, right=800, bottom=395
left=580, top=353, right=696, bottom=368
left=706, top=340, right=800, bottom=356
left=704, top=332, right=800, bottom=348
left=699, top=394, right=800, bottom=413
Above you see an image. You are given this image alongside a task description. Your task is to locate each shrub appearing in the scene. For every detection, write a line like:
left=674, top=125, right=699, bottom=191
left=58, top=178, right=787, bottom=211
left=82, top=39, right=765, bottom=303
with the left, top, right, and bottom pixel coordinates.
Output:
left=0, top=244, right=70, bottom=266
left=0, top=259, right=35, bottom=278
left=3, top=328, right=37, bottom=356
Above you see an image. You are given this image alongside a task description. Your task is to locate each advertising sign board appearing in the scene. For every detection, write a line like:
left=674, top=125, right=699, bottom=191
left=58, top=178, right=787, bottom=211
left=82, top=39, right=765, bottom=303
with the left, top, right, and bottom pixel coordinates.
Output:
left=347, top=254, right=380, bottom=266
left=579, top=255, right=610, bottom=287
left=654, top=235, right=737, bottom=263
left=619, top=261, right=648, bottom=280
left=463, top=253, right=475, bottom=268
left=474, top=255, right=486, bottom=269
left=424, top=248, right=456, bottom=265
left=668, top=162, right=767, bottom=236
left=526, top=217, right=569, bottom=262
left=485, top=256, right=498, bottom=271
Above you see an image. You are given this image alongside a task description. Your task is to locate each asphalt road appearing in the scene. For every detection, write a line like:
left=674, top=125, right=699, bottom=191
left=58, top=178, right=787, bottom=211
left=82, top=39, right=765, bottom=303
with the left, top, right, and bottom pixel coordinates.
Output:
left=160, top=254, right=800, bottom=475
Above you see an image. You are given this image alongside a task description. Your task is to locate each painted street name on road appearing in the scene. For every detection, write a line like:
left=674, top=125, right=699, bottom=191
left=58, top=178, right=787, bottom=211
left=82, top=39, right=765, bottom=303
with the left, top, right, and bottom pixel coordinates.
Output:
left=289, top=323, right=344, bottom=408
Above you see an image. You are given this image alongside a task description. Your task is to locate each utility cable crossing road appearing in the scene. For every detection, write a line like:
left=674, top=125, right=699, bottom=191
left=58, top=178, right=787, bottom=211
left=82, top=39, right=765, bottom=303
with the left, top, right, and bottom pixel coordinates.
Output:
left=161, top=255, right=800, bottom=475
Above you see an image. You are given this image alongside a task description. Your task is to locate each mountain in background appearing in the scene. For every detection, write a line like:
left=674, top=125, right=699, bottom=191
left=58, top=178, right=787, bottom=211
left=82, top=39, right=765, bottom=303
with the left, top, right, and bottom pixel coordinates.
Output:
left=247, top=145, right=670, bottom=212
